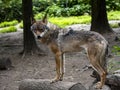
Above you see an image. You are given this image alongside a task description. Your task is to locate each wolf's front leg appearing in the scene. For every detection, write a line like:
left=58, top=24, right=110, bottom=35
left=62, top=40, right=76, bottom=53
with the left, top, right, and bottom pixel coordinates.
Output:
left=51, top=52, right=61, bottom=83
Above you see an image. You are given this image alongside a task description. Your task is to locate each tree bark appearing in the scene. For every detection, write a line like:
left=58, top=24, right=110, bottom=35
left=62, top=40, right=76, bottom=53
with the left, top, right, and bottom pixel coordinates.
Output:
left=22, top=0, right=43, bottom=55
left=90, top=0, right=112, bottom=34
left=19, top=79, right=86, bottom=90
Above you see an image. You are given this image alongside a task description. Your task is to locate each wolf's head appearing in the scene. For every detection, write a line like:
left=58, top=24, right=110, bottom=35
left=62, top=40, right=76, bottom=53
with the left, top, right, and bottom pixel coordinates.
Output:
left=31, top=11, right=49, bottom=39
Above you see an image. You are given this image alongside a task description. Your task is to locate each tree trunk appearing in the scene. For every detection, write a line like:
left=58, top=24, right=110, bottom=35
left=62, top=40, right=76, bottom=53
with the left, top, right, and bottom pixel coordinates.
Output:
left=90, top=0, right=112, bottom=34
left=22, top=0, right=43, bottom=55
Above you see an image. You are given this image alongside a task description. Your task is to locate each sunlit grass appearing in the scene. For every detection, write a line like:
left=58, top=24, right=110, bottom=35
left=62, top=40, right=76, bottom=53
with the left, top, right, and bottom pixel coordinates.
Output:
left=49, top=15, right=91, bottom=28
left=108, top=11, right=120, bottom=20
left=110, top=23, right=119, bottom=28
left=0, top=26, right=17, bottom=33
left=34, top=11, right=120, bottom=28
left=0, top=20, right=18, bottom=28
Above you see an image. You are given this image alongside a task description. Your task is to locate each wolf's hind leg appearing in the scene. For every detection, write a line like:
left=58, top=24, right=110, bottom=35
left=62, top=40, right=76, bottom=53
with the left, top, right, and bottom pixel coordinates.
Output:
left=87, top=46, right=107, bottom=89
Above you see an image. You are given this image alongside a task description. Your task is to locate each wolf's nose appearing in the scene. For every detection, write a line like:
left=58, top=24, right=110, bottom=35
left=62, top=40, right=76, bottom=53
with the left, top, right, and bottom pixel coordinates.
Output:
left=37, top=36, right=42, bottom=39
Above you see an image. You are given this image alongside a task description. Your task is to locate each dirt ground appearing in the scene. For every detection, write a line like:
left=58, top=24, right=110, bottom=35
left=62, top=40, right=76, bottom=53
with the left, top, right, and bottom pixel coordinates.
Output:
left=0, top=27, right=120, bottom=90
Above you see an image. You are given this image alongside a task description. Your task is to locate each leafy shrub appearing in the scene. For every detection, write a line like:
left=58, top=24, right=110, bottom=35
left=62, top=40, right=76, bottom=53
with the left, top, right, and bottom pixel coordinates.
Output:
left=47, top=4, right=62, bottom=17
left=69, top=4, right=90, bottom=16
left=0, top=20, right=18, bottom=28
left=35, top=12, right=45, bottom=19
left=0, top=26, right=17, bottom=33
left=0, top=0, right=22, bottom=22
left=106, top=0, right=120, bottom=11
left=47, top=4, right=90, bottom=17
left=33, top=0, right=51, bottom=14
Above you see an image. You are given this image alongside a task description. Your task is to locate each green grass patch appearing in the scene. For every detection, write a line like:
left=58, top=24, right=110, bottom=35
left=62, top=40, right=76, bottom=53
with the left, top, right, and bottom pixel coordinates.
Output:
left=19, top=21, right=23, bottom=29
left=0, top=20, right=18, bottom=28
left=110, top=23, right=119, bottom=28
left=0, top=26, right=17, bottom=33
left=49, top=15, right=91, bottom=28
left=108, top=11, right=120, bottom=20
left=34, top=11, right=120, bottom=28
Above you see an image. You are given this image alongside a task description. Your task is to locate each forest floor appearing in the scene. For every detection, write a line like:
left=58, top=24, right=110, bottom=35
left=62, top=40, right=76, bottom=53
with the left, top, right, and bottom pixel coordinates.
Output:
left=0, top=23, right=120, bottom=90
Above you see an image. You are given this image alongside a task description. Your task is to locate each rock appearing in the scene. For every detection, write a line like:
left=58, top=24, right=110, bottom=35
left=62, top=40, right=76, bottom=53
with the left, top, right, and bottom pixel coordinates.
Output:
left=19, top=79, right=87, bottom=90
left=0, top=57, right=12, bottom=70
left=89, top=84, right=111, bottom=90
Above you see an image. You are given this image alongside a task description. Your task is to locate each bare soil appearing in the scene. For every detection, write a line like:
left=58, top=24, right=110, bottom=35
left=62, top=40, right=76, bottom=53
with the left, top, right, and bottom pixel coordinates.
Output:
left=0, top=27, right=120, bottom=90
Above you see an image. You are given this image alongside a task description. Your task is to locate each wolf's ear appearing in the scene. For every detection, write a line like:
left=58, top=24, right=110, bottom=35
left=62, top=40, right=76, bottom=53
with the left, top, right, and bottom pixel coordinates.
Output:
left=42, top=10, right=49, bottom=24
left=31, top=17, right=36, bottom=25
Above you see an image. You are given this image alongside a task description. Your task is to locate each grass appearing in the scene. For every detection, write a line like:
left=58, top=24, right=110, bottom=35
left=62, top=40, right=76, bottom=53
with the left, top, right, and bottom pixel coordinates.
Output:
left=108, top=11, right=120, bottom=20
left=19, top=21, right=23, bottom=29
left=34, top=11, right=120, bottom=28
left=0, top=20, right=18, bottom=28
left=49, top=15, right=91, bottom=28
left=0, top=26, right=17, bottom=33
left=110, top=23, right=119, bottom=28
left=0, top=11, right=119, bottom=33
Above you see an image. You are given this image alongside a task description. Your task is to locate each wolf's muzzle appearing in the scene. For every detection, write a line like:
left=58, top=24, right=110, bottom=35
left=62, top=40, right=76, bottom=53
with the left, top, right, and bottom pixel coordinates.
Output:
left=37, top=35, right=42, bottom=39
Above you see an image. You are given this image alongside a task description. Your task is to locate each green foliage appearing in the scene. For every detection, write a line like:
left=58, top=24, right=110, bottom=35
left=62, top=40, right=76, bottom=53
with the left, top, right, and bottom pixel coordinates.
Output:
left=108, top=11, right=120, bottom=20
left=106, top=0, right=120, bottom=11
left=110, top=23, right=119, bottom=28
left=35, top=13, right=43, bottom=20
left=47, top=4, right=62, bottom=16
left=35, top=11, right=120, bottom=28
left=0, top=0, right=22, bottom=22
left=49, top=15, right=91, bottom=28
left=0, top=26, right=17, bottom=33
left=47, top=4, right=90, bottom=17
left=0, top=0, right=120, bottom=22
left=0, top=20, right=18, bottom=28
left=112, top=45, right=120, bottom=55
left=19, top=21, right=23, bottom=29
left=33, top=0, right=51, bottom=14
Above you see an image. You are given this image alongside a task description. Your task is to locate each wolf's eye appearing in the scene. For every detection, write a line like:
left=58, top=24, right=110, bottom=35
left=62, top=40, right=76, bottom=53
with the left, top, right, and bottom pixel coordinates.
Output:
left=34, top=29, right=37, bottom=33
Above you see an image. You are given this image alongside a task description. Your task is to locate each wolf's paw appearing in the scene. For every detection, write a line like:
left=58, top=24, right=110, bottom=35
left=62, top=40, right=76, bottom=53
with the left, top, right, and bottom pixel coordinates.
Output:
left=95, top=82, right=103, bottom=89
left=50, top=79, right=59, bottom=83
left=50, top=76, right=61, bottom=83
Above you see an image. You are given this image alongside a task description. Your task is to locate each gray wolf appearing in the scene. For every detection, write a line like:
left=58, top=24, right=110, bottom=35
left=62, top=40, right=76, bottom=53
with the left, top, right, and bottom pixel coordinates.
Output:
left=31, top=14, right=108, bottom=89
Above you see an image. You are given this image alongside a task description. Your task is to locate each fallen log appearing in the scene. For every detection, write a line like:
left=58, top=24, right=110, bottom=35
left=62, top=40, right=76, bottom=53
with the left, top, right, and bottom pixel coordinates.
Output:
left=19, top=79, right=86, bottom=90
